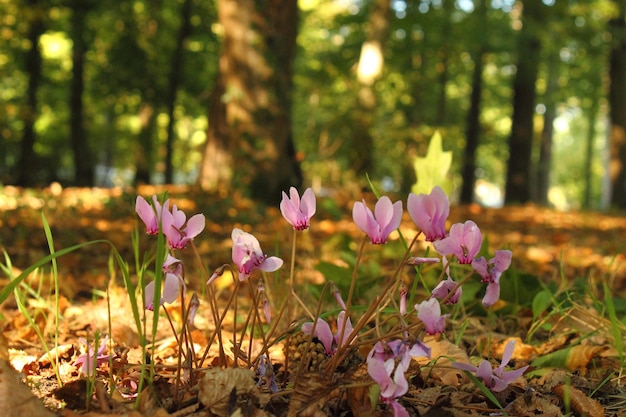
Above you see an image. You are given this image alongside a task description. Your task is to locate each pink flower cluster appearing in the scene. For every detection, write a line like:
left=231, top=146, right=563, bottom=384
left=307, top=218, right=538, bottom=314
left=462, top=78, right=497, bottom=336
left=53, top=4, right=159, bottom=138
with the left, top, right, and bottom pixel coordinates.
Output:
left=366, top=339, right=430, bottom=417
left=136, top=195, right=205, bottom=310
left=351, top=186, right=512, bottom=337
left=136, top=195, right=205, bottom=250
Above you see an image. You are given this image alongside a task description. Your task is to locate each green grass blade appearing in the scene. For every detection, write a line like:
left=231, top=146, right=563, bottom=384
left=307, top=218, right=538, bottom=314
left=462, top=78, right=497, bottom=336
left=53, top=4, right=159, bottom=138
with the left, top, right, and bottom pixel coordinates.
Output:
left=603, top=282, right=624, bottom=362
left=0, top=239, right=112, bottom=304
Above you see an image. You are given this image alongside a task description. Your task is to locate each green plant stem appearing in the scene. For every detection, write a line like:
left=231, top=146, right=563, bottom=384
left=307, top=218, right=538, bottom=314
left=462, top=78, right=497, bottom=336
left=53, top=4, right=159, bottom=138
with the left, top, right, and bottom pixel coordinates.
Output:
left=41, top=214, right=63, bottom=388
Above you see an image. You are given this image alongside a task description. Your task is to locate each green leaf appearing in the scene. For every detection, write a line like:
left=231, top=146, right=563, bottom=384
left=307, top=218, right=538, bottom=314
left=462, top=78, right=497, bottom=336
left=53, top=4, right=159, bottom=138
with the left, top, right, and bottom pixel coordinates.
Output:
left=532, top=289, right=553, bottom=320
left=531, top=347, right=572, bottom=368
left=412, top=131, right=453, bottom=196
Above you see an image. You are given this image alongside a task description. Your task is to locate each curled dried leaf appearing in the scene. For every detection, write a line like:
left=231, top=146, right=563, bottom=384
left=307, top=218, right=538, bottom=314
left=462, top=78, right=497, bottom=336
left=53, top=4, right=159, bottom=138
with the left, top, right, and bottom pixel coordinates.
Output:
left=198, top=368, right=267, bottom=417
left=552, top=384, right=605, bottom=417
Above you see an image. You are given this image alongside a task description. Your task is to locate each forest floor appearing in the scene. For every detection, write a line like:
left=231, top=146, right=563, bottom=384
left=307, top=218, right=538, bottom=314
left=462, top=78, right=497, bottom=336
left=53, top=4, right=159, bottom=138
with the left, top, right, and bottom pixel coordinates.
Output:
left=1, top=184, right=626, bottom=417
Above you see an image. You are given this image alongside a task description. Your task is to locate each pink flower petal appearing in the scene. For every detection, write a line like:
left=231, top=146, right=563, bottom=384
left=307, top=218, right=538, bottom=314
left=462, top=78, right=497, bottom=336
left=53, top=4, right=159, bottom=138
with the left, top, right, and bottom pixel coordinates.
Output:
left=259, top=256, right=283, bottom=273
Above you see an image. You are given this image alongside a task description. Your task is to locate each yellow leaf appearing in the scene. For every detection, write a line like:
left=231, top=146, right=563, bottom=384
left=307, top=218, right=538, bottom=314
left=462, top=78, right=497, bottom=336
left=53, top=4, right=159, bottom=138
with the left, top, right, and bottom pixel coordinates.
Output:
left=412, top=131, right=453, bottom=196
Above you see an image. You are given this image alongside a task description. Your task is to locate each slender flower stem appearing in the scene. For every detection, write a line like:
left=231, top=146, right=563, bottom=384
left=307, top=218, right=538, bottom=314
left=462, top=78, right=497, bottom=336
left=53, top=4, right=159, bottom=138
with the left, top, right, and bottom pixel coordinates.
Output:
left=286, top=228, right=314, bottom=320
left=326, top=232, right=420, bottom=374
left=190, top=241, right=227, bottom=364
left=289, top=229, right=297, bottom=292
left=333, top=235, right=367, bottom=364
left=346, top=236, right=368, bottom=312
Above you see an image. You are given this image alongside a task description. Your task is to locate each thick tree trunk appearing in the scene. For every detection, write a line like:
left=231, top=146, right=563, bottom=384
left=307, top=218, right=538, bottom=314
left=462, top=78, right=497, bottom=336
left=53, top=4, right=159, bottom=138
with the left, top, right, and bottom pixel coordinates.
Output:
left=504, top=2, right=543, bottom=205
left=164, top=0, right=193, bottom=184
left=583, top=98, right=599, bottom=209
left=69, top=0, right=94, bottom=186
left=435, top=48, right=449, bottom=126
left=350, top=0, right=391, bottom=176
left=132, top=9, right=159, bottom=186
left=460, top=49, right=484, bottom=204
left=17, top=0, right=45, bottom=187
left=608, top=3, right=626, bottom=208
left=134, top=103, right=155, bottom=185
left=199, top=0, right=302, bottom=204
left=535, top=54, right=559, bottom=206
left=199, top=73, right=232, bottom=190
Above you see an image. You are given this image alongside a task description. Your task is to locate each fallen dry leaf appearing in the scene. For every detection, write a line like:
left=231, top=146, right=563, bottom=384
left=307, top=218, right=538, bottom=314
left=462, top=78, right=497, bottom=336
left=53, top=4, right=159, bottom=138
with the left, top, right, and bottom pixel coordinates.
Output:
left=416, top=336, right=470, bottom=386
left=198, top=368, right=267, bottom=417
left=0, top=358, right=56, bottom=417
left=288, top=372, right=337, bottom=417
left=552, top=384, right=605, bottom=417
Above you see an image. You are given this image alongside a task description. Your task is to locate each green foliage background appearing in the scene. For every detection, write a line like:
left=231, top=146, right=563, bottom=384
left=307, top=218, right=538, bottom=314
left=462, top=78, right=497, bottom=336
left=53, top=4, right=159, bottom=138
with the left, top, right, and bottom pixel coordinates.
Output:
left=0, top=0, right=616, bottom=208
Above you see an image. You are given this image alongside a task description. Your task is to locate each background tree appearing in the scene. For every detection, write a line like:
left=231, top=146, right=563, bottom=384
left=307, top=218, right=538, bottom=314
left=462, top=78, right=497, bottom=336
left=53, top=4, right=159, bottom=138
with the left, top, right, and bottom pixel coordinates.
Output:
left=504, top=0, right=546, bottom=204
left=164, top=0, right=193, bottom=184
left=16, top=0, right=46, bottom=186
left=460, top=0, right=487, bottom=204
left=198, top=0, right=302, bottom=203
left=608, top=0, right=626, bottom=207
left=534, top=53, right=558, bottom=206
left=68, top=0, right=94, bottom=186
left=350, top=0, right=391, bottom=175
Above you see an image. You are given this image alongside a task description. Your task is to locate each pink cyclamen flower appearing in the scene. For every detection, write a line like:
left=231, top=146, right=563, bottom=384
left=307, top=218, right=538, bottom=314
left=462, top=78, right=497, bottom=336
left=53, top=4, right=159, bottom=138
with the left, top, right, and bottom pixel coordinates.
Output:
left=431, top=276, right=462, bottom=305
left=452, top=339, right=529, bottom=392
left=368, top=339, right=431, bottom=371
left=145, top=273, right=185, bottom=311
left=367, top=340, right=430, bottom=417
left=162, top=254, right=183, bottom=276
left=367, top=355, right=409, bottom=417
left=352, top=196, right=403, bottom=244
left=161, top=203, right=205, bottom=249
left=231, top=228, right=283, bottom=281
left=407, top=186, right=450, bottom=241
left=301, top=311, right=353, bottom=355
left=415, top=298, right=447, bottom=335
left=280, top=187, right=316, bottom=231
left=472, top=249, right=512, bottom=307
left=135, top=195, right=169, bottom=235
left=74, top=336, right=111, bottom=376
left=433, top=220, right=482, bottom=264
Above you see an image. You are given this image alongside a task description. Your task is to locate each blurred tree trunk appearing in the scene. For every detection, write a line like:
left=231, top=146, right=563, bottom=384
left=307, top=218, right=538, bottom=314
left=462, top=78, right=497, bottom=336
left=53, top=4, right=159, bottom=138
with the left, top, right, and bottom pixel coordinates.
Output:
left=133, top=4, right=160, bottom=186
left=535, top=53, right=559, bottom=206
left=69, top=0, right=94, bottom=186
left=17, top=0, right=45, bottom=187
left=504, top=1, right=543, bottom=205
left=350, top=0, right=391, bottom=175
left=135, top=103, right=156, bottom=185
left=609, top=2, right=626, bottom=208
left=435, top=7, right=453, bottom=127
left=583, top=97, right=599, bottom=209
left=198, top=0, right=302, bottom=204
left=199, top=73, right=232, bottom=190
left=460, top=49, right=484, bottom=204
left=460, top=0, right=487, bottom=204
left=164, top=0, right=193, bottom=184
